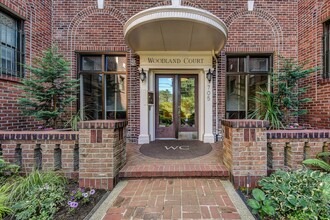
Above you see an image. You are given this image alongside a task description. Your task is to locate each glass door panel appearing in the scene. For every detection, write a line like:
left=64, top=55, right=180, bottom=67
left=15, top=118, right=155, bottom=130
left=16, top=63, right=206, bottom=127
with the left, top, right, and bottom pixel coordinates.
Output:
left=156, top=76, right=175, bottom=138
left=179, top=77, right=196, bottom=130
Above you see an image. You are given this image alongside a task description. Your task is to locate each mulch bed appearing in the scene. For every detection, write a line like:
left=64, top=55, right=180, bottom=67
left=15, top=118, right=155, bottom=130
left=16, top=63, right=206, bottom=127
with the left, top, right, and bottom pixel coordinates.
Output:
left=54, top=180, right=107, bottom=220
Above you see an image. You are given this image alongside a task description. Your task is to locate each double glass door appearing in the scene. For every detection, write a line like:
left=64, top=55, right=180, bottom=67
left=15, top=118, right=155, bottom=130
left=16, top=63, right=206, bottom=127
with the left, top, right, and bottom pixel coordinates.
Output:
left=155, top=75, right=198, bottom=139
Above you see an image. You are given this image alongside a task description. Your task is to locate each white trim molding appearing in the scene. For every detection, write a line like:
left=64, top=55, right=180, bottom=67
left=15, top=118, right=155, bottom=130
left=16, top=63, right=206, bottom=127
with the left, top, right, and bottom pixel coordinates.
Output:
left=124, top=5, right=228, bottom=53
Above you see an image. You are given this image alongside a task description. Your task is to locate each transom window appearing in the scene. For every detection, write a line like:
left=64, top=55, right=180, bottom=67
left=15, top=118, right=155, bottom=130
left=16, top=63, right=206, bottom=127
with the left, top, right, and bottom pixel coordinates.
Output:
left=79, top=54, right=127, bottom=120
left=0, top=10, right=24, bottom=77
left=226, top=55, right=271, bottom=119
left=323, top=20, right=330, bottom=79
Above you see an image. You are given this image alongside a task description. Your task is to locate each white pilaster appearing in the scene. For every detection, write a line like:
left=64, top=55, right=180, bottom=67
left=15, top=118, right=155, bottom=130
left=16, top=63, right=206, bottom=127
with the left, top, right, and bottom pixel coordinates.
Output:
left=138, top=68, right=150, bottom=144
left=203, top=68, right=214, bottom=143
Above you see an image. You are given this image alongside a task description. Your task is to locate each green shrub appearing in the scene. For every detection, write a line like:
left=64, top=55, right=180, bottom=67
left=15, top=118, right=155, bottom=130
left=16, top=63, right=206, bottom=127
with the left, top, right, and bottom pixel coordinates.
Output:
left=5, top=170, right=67, bottom=203
left=247, top=188, right=275, bottom=218
left=0, top=192, right=12, bottom=219
left=259, top=169, right=330, bottom=219
left=248, top=89, right=283, bottom=129
left=3, top=170, right=67, bottom=220
left=303, top=151, right=330, bottom=172
left=12, top=184, right=66, bottom=220
left=0, top=158, right=20, bottom=184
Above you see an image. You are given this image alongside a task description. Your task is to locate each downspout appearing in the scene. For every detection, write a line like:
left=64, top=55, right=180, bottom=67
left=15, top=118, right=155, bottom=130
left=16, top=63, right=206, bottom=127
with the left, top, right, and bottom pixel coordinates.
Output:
left=212, top=50, right=219, bottom=141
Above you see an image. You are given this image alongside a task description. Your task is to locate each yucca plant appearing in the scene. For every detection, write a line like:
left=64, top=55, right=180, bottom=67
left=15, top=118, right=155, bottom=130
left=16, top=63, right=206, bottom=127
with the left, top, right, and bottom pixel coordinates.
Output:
left=303, top=152, right=330, bottom=172
left=248, top=89, right=284, bottom=129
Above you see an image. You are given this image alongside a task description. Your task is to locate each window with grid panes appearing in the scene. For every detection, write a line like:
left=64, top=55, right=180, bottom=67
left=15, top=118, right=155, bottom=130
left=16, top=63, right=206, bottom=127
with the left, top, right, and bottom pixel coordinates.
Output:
left=0, top=10, right=24, bottom=77
left=226, top=55, right=271, bottom=119
left=79, top=54, right=127, bottom=120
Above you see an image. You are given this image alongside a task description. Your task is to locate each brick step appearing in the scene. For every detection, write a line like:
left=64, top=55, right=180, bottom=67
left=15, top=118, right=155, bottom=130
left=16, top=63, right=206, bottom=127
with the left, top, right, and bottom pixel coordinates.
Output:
left=119, top=164, right=229, bottom=179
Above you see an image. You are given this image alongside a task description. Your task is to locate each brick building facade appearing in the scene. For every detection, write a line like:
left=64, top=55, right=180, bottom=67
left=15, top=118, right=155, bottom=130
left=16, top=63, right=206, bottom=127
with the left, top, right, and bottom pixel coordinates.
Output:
left=0, top=0, right=329, bottom=143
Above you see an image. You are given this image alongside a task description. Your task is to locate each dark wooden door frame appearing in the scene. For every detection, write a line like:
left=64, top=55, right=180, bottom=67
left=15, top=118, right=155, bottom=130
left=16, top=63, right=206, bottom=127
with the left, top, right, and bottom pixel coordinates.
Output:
left=155, top=74, right=198, bottom=139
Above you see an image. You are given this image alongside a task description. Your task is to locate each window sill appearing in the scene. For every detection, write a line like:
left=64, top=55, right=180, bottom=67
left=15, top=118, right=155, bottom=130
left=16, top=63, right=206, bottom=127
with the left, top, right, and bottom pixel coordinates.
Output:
left=318, top=78, right=330, bottom=85
left=0, top=74, right=23, bottom=83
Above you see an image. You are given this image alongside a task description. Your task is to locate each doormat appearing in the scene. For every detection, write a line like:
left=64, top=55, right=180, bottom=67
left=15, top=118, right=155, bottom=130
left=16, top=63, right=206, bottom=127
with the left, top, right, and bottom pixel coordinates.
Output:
left=139, top=140, right=212, bottom=159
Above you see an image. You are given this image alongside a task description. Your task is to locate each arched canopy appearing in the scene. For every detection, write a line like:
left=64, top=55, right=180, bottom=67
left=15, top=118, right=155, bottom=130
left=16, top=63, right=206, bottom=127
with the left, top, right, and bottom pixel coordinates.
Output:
left=124, top=5, right=228, bottom=53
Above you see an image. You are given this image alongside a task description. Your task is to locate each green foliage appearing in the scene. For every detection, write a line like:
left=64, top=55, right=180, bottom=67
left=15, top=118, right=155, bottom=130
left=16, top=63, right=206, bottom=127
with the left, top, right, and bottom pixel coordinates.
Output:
left=303, top=151, right=330, bottom=172
left=247, top=188, right=275, bottom=218
left=0, top=170, right=68, bottom=220
left=18, top=45, right=79, bottom=128
left=303, top=159, right=330, bottom=172
left=0, top=158, right=20, bottom=176
left=0, top=192, right=12, bottom=219
left=4, top=170, right=67, bottom=204
left=258, top=169, right=330, bottom=218
left=248, top=89, right=283, bottom=129
left=274, top=57, right=317, bottom=126
left=1, top=170, right=67, bottom=219
left=248, top=57, right=317, bottom=128
left=0, top=158, right=19, bottom=185
left=12, top=184, right=66, bottom=220
left=64, top=110, right=82, bottom=131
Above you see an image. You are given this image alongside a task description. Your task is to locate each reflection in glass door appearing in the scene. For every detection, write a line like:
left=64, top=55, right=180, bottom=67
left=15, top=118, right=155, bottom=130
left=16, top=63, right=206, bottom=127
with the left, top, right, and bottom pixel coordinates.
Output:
left=156, top=76, right=175, bottom=138
left=155, top=75, right=198, bottom=139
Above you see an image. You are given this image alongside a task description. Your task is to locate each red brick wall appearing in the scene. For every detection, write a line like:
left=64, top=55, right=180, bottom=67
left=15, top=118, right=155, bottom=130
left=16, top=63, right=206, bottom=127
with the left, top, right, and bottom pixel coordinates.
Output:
left=1, top=1, right=308, bottom=141
left=52, top=0, right=299, bottom=141
left=222, top=119, right=269, bottom=188
left=0, top=130, right=79, bottom=179
left=78, top=120, right=127, bottom=190
left=298, top=0, right=330, bottom=129
left=0, top=0, right=52, bottom=130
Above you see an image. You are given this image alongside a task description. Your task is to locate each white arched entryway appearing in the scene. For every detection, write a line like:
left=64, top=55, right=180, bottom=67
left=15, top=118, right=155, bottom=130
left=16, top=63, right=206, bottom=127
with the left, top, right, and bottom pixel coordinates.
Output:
left=124, top=1, right=228, bottom=144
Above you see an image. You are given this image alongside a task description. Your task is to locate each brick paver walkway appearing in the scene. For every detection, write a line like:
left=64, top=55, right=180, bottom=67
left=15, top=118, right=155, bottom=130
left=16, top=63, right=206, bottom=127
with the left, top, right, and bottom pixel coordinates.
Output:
left=119, top=142, right=229, bottom=178
left=103, top=178, right=242, bottom=220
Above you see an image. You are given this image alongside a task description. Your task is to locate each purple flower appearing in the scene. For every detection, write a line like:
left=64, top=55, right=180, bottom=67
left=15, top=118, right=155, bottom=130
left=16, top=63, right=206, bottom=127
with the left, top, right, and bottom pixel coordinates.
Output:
left=68, top=201, right=72, bottom=206
left=71, top=196, right=75, bottom=200
left=83, top=193, right=88, bottom=198
left=69, top=201, right=79, bottom=208
left=90, top=189, right=95, bottom=195
left=72, top=190, right=76, bottom=194
left=80, top=188, right=85, bottom=192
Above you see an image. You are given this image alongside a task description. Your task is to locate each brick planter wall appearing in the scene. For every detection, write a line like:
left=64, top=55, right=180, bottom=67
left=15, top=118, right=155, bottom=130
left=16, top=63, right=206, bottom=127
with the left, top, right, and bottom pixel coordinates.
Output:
left=78, top=120, right=127, bottom=190
left=222, top=119, right=269, bottom=188
left=267, top=130, right=330, bottom=171
left=0, top=131, right=79, bottom=179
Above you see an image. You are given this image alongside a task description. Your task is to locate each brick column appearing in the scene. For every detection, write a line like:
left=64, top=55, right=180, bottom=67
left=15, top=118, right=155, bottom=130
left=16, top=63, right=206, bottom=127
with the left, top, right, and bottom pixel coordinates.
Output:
left=78, top=120, right=127, bottom=190
left=222, top=119, right=268, bottom=188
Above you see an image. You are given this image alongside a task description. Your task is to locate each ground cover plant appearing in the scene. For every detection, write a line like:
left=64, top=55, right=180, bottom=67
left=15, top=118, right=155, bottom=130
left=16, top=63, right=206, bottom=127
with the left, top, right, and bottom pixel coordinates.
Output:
left=0, top=170, right=67, bottom=220
left=248, top=169, right=330, bottom=219
left=0, top=165, right=106, bottom=220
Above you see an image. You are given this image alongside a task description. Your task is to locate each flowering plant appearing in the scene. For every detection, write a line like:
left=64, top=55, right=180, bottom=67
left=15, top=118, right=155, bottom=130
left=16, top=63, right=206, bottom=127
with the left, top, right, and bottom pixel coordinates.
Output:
left=67, top=187, right=96, bottom=213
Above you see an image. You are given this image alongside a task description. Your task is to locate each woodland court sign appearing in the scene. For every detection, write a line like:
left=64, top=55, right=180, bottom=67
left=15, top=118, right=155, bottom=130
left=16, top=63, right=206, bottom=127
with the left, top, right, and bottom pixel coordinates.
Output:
left=147, top=57, right=205, bottom=64
left=138, top=52, right=213, bottom=69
